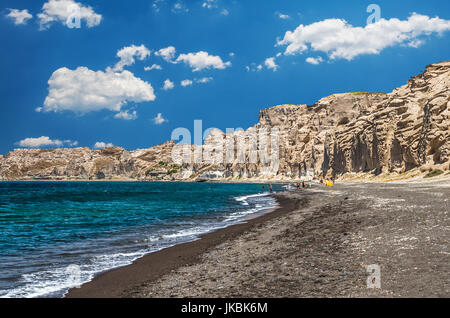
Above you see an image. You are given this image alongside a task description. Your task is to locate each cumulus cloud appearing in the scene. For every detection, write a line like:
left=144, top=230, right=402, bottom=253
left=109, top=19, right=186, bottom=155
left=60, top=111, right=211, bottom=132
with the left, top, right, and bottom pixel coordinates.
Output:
left=306, top=56, right=324, bottom=65
left=221, top=9, right=229, bottom=16
left=155, top=47, right=231, bottom=72
left=264, top=57, right=278, bottom=71
left=17, top=136, right=78, bottom=148
left=153, top=113, right=167, bottom=125
left=155, top=46, right=177, bottom=62
left=277, top=13, right=450, bottom=61
left=94, top=142, right=114, bottom=149
left=181, top=79, right=193, bottom=87
left=162, top=79, right=175, bottom=90
left=40, top=67, right=155, bottom=114
left=176, top=51, right=231, bottom=72
left=144, top=64, right=162, bottom=71
left=6, top=9, right=33, bottom=25
left=38, top=0, right=102, bottom=30
left=113, top=45, right=151, bottom=71
left=114, top=110, right=137, bottom=120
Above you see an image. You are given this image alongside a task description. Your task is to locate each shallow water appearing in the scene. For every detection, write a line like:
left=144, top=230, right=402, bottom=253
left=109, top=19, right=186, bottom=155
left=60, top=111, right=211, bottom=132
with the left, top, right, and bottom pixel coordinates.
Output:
left=0, top=181, right=280, bottom=298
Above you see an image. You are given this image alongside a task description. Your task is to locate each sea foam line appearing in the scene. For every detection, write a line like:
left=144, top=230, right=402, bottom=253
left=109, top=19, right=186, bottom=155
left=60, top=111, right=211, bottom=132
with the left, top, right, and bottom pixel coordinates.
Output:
left=2, top=192, right=276, bottom=298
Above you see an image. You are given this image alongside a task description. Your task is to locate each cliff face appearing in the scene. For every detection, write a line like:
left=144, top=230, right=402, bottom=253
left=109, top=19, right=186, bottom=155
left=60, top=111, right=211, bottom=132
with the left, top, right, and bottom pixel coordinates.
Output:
left=0, top=142, right=176, bottom=181
left=0, top=61, right=448, bottom=181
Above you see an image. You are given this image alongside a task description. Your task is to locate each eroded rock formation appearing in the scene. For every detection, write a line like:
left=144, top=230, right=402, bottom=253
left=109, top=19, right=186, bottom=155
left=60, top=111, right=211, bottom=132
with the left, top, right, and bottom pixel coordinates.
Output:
left=0, top=61, right=448, bottom=181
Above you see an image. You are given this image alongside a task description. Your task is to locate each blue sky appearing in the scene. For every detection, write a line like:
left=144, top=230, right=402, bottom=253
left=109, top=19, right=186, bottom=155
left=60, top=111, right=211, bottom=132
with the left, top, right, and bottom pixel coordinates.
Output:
left=1, top=0, right=449, bottom=153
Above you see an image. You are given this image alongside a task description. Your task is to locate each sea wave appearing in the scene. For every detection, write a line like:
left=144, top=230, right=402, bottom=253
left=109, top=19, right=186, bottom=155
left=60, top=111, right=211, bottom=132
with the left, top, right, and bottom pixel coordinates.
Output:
left=0, top=185, right=278, bottom=298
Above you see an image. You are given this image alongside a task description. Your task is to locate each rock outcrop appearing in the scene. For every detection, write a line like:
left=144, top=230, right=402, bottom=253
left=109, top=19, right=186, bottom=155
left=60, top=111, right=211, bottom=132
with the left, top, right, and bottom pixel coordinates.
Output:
left=0, top=142, right=177, bottom=181
left=1, top=61, right=448, bottom=181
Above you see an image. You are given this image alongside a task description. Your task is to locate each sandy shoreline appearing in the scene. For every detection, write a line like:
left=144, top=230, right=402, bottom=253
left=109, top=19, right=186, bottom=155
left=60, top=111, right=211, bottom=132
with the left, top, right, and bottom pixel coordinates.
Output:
left=66, top=180, right=449, bottom=298
left=65, top=196, right=291, bottom=298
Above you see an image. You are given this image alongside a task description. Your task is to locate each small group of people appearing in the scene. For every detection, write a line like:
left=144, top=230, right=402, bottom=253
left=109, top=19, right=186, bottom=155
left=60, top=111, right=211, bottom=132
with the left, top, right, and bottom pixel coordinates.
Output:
left=262, top=184, right=273, bottom=193
left=264, top=179, right=335, bottom=193
left=295, top=181, right=313, bottom=190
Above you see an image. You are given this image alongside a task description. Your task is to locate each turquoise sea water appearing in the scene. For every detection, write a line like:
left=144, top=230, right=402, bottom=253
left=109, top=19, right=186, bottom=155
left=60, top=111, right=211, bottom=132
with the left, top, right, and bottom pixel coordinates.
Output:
left=0, top=182, right=280, bottom=298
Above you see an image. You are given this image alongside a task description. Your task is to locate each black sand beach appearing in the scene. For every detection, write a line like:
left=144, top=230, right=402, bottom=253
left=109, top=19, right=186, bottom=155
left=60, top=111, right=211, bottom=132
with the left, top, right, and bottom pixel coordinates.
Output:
left=66, top=180, right=450, bottom=298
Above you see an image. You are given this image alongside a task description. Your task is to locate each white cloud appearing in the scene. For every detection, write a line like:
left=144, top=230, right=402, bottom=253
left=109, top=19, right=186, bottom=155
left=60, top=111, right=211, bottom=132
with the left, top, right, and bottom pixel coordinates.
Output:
left=114, top=110, right=137, bottom=120
left=264, top=57, right=278, bottom=71
left=196, top=77, right=213, bottom=84
left=152, top=0, right=165, bottom=13
left=38, top=0, right=102, bottom=30
left=176, top=51, right=231, bottom=72
left=113, top=45, right=151, bottom=71
left=229, top=52, right=235, bottom=57
left=246, top=64, right=262, bottom=72
left=144, top=64, right=162, bottom=71
left=181, top=79, right=193, bottom=87
left=172, top=2, right=188, bottom=13
left=94, top=142, right=114, bottom=149
left=41, top=67, right=155, bottom=114
left=153, top=113, right=167, bottom=125
left=155, top=47, right=231, bottom=72
left=66, top=140, right=79, bottom=146
left=202, top=0, right=217, bottom=9
left=180, top=77, right=212, bottom=86
left=155, top=46, right=177, bottom=62
left=221, top=9, right=229, bottom=16
left=277, top=13, right=450, bottom=61
left=6, top=9, right=33, bottom=25
left=306, top=56, right=324, bottom=65
left=277, top=12, right=290, bottom=20
left=162, top=79, right=175, bottom=90
left=17, top=136, right=78, bottom=148
left=407, top=39, right=425, bottom=48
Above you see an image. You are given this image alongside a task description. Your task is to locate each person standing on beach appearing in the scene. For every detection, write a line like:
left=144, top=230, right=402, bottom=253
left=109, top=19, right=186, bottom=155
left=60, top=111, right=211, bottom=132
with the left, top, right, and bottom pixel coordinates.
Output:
left=269, top=184, right=273, bottom=193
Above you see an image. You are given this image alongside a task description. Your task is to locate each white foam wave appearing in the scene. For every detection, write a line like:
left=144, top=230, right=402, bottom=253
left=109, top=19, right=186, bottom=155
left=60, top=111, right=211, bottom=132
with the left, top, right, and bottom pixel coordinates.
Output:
left=2, top=192, right=277, bottom=298
left=234, top=192, right=270, bottom=206
left=0, top=250, right=152, bottom=298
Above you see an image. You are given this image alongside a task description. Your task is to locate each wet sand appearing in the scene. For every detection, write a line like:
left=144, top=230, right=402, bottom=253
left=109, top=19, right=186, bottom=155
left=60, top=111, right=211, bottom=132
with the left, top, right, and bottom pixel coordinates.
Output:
left=67, top=181, right=449, bottom=298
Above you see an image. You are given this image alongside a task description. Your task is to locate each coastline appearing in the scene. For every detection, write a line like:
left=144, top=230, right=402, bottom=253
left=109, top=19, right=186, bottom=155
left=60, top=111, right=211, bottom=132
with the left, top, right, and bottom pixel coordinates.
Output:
left=67, top=180, right=449, bottom=298
left=1, top=171, right=449, bottom=184
left=65, top=197, right=289, bottom=298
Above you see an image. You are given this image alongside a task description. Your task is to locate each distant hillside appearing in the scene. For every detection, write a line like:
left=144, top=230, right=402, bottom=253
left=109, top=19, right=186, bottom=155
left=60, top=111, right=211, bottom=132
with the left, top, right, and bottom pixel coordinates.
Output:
left=1, top=61, right=449, bottom=182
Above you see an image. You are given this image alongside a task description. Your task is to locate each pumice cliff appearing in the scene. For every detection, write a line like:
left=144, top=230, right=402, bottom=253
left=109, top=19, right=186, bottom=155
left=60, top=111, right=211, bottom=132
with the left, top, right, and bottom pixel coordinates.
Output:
left=0, top=61, right=448, bottom=181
